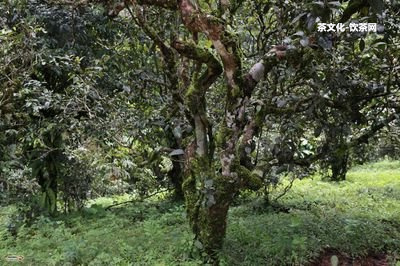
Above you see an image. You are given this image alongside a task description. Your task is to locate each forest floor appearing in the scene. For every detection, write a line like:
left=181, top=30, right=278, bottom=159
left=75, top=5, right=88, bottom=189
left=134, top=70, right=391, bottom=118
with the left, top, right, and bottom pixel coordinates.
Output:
left=1, top=160, right=400, bottom=265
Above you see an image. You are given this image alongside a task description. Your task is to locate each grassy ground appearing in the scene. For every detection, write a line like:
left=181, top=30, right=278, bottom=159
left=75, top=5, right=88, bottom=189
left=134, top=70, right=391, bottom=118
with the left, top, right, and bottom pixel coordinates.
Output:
left=1, top=160, right=399, bottom=265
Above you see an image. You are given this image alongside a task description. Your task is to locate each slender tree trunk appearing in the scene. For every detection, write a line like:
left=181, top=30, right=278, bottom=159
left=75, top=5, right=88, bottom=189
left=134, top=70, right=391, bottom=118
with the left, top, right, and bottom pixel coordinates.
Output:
left=330, top=149, right=349, bottom=181
left=168, top=159, right=184, bottom=200
left=165, top=127, right=185, bottom=200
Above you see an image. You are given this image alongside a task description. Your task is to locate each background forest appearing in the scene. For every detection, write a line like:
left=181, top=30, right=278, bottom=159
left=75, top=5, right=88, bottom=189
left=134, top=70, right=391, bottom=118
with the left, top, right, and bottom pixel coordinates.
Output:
left=0, top=0, right=399, bottom=265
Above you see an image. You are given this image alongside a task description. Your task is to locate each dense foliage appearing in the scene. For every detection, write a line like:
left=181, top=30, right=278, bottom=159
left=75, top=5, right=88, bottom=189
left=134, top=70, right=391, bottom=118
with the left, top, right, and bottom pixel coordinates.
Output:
left=1, top=0, right=399, bottom=264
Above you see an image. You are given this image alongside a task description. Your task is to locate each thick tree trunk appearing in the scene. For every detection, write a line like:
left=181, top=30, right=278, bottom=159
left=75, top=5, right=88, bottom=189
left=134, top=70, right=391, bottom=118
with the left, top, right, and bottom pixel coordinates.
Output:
left=101, top=1, right=278, bottom=263
left=182, top=154, right=238, bottom=264
left=37, top=165, right=58, bottom=215
left=196, top=191, right=232, bottom=259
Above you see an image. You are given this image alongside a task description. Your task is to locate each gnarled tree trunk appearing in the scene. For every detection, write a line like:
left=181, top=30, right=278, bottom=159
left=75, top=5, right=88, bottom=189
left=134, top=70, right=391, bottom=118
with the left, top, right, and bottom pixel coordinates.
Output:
left=100, top=0, right=281, bottom=263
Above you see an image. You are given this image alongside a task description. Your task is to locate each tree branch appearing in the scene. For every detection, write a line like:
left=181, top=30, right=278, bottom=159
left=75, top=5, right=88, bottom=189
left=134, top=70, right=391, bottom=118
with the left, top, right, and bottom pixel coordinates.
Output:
left=136, top=0, right=178, bottom=10
left=171, top=39, right=222, bottom=157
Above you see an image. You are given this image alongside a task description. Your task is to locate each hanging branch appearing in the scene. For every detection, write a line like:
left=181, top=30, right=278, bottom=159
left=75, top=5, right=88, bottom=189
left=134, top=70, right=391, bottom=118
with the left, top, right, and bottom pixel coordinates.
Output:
left=104, top=188, right=171, bottom=210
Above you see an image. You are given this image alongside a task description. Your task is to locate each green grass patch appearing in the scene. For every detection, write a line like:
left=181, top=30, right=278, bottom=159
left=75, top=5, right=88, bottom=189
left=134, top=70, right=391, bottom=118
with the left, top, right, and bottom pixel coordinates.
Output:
left=1, top=200, right=199, bottom=265
left=221, top=160, right=400, bottom=265
left=1, top=160, right=399, bottom=265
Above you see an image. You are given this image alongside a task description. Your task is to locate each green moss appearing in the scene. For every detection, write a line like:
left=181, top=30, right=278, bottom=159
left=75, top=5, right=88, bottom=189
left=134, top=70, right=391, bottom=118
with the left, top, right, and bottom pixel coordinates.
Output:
left=185, top=83, right=197, bottom=110
left=232, top=161, right=263, bottom=191
left=181, top=156, right=241, bottom=262
left=231, top=84, right=241, bottom=98
left=198, top=0, right=211, bottom=11
left=215, top=125, right=231, bottom=147
left=247, top=173, right=264, bottom=191
left=182, top=163, right=200, bottom=233
left=182, top=156, right=214, bottom=235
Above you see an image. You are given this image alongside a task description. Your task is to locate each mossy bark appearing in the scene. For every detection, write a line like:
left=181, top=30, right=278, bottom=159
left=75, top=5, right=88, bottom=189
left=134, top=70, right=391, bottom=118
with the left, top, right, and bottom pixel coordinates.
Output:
left=196, top=189, right=232, bottom=259
left=133, top=2, right=273, bottom=263
left=183, top=156, right=237, bottom=263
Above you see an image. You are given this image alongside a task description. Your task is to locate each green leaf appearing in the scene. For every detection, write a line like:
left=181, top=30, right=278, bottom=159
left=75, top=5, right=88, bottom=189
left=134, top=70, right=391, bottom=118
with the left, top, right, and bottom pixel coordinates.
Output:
left=372, top=42, right=387, bottom=48
left=291, top=13, right=307, bottom=24
left=312, top=2, right=325, bottom=7
left=367, top=0, right=384, bottom=14
left=169, top=149, right=184, bottom=156
left=194, top=240, right=203, bottom=250
left=328, top=1, right=341, bottom=7
left=359, top=39, right=365, bottom=52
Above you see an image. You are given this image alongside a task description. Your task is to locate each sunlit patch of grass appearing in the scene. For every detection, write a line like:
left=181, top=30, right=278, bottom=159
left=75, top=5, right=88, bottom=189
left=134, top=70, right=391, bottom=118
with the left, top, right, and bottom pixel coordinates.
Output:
left=221, top=160, right=400, bottom=265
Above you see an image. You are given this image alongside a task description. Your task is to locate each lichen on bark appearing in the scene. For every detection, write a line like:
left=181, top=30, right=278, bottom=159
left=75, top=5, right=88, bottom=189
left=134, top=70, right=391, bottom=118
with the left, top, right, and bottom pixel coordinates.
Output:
left=182, top=154, right=240, bottom=263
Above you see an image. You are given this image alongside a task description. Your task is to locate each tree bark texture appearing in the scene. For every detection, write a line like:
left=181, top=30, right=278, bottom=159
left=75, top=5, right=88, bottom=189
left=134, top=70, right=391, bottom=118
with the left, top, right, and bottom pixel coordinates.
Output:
left=101, top=0, right=282, bottom=262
